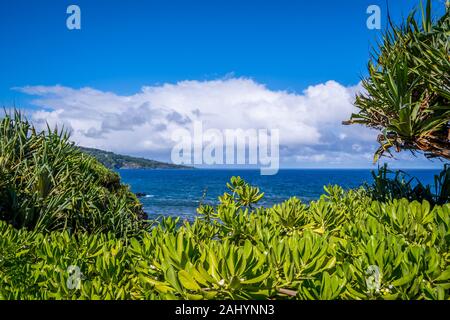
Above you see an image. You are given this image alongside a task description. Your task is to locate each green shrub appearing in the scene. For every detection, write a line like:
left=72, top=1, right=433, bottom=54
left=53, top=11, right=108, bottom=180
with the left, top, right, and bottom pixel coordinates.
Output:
left=1, top=177, right=449, bottom=300
left=367, top=164, right=450, bottom=205
left=0, top=111, right=146, bottom=237
left=344, top=0, right=450, bottom=161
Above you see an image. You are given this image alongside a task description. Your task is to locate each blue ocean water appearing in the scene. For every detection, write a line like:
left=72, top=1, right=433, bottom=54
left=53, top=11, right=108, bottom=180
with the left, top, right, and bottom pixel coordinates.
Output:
left=117, top=169, right=440, bottom=220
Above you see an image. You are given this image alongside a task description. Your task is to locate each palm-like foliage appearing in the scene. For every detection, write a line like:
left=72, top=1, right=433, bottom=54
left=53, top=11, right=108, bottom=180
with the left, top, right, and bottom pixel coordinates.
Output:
left=366, top=163, right=450, bottom=205
left=344, top=0, right=450, bottom=161
left=0, top=110, right=147, bottom=237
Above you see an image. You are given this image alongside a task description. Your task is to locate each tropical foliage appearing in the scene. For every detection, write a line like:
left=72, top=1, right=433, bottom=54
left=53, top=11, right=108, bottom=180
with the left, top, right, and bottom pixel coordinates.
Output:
left=1, top=0, right=449, bottom=300
left=367, top=163, right=450, bottom=205
left=0, top=111, right=146, bottom=237
left=1, top=177, right=449, bottom=300
left=344, top=0, right=450, bottom=161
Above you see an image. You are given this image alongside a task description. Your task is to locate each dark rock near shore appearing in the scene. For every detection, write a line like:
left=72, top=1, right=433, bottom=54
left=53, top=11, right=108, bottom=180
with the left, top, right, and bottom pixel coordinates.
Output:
left=135, top=192, right=147, bottom=198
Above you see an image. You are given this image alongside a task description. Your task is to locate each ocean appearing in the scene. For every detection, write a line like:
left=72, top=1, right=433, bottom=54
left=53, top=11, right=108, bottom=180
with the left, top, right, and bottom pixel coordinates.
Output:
left=117, top=169, right=441, bottom=220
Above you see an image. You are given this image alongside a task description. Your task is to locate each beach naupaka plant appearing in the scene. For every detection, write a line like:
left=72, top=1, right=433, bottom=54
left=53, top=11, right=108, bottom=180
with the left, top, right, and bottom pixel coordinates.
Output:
left=344, top=0, right=450, bottom=162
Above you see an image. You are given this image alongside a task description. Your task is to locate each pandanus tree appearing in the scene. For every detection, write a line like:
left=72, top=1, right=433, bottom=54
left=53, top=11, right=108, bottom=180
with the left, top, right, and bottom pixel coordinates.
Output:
left=344, top=0, right=450, bottom=162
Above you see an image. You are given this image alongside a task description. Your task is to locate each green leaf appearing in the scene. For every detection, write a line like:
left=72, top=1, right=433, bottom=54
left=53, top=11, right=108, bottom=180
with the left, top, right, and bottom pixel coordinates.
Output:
left=435, top=268, right=450, bottom=282
left=241, top=270, right=271, bottom=285
left=391, top=273, right=416, bottom=287
left=178, top=270, right=201, bottom=291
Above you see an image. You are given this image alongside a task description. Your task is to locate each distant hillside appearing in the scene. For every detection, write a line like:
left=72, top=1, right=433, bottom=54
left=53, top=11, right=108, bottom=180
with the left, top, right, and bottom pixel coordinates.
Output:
left=79, top=147, right=191, bottom=169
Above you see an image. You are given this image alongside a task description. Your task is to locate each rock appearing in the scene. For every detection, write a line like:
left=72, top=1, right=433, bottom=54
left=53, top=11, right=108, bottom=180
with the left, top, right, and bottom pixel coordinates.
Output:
left=135, top=192, right=147, bottom=198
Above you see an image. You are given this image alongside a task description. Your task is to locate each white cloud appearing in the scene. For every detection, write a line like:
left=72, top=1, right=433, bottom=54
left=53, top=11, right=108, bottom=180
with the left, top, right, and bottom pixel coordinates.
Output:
left=352, top=144, right=363, bottom=152
left=17, top=77, right=379, bottom=166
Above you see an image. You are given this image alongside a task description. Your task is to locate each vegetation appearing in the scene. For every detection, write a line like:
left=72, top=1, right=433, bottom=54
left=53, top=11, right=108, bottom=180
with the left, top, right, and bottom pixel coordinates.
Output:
left=1, top=177, right=449, bottom=299
left=0, top=111, right=147, bottom=237
left=1, top=0, right=449, bottom=301
left=0, top=110, right=449, bottom=300
left=344, top=0, right=450, bottom=161
left=79, top=147, right=190, bottom=170
left=367, top=163, right=450, bottom=205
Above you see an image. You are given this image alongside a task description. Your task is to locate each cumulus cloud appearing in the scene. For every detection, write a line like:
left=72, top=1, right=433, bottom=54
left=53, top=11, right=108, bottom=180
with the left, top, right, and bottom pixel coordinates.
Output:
left=17, top=78, right=379, bottom=166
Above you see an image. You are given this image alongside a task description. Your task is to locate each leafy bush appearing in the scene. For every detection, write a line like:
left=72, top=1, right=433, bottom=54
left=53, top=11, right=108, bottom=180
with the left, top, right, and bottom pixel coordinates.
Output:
left=0, top=111, right=147, bottom=237
left=1, top=177, right=449, bottom=300
left=344, top=0, right=450, bottom=161
left=367, top=164, right=450, bottom=205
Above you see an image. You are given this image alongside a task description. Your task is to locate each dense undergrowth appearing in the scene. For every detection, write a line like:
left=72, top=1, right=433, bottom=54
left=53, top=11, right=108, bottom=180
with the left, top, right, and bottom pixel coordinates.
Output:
left=1, top=177, right=449, bottom=299
left=0, top=111, right=449, bottom=300
left=368, top=163, right=450, bottom=205
left=0, top=111, right=146, bottom=237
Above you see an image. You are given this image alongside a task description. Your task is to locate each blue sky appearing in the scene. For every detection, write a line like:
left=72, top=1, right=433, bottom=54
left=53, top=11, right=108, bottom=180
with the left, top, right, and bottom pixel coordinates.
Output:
left=0, top=0, right=448, bottom=168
